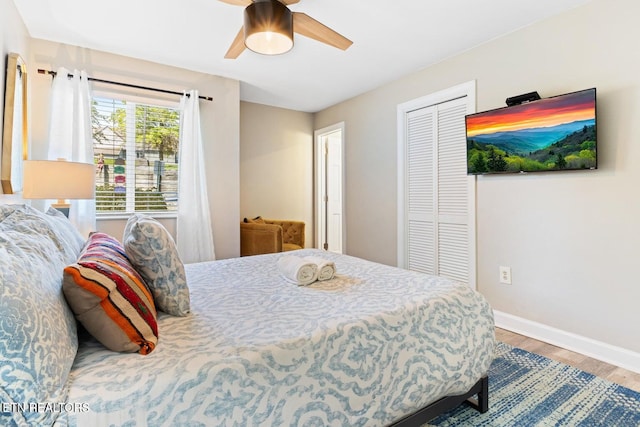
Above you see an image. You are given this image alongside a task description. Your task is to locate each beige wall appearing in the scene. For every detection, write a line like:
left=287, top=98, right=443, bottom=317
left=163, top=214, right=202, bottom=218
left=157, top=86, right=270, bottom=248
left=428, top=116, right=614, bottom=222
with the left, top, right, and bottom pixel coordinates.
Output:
left=315, top=0, right=640, bottom=353
left=0, top=0, right=30, bottom=198
left=240, top=101, right=314, bottom=247
left=26, top=39, right=241, bottom=259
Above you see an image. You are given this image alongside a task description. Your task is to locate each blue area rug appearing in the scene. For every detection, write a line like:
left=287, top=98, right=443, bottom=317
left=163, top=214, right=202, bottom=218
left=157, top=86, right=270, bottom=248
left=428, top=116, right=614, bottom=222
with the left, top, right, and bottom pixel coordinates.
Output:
left=428, top=342, right=640, bottom=426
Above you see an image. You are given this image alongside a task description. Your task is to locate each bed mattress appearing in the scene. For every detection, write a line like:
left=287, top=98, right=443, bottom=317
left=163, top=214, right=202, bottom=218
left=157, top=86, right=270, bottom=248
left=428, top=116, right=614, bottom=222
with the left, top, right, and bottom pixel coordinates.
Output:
left=58, top=249, right=495, bottom=426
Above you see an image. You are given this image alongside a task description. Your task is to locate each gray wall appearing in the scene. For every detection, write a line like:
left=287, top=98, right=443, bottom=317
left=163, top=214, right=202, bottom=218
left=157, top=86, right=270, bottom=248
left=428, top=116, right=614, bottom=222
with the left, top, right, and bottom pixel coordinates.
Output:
left=315, top=0, right=640, bottom=353
left=240, top=102, right=314, bottom=246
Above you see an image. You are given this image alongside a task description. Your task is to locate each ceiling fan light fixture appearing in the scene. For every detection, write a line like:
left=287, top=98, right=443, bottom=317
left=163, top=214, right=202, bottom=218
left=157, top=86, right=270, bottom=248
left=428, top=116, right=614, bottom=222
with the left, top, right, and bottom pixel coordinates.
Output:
left=244, top=0, right=294, bottom=55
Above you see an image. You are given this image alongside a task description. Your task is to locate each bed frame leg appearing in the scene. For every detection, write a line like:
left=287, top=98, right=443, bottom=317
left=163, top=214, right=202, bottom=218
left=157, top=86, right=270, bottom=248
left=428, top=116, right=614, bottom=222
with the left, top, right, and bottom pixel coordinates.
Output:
left=466, top=375, right=489, bottom=413
left=390, top=376, right=489, bottom=426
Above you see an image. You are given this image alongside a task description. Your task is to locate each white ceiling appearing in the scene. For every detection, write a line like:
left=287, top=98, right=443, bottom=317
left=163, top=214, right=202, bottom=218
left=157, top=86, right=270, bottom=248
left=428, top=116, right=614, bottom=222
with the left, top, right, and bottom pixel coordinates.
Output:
left=13, top=0, right=592, bottom=112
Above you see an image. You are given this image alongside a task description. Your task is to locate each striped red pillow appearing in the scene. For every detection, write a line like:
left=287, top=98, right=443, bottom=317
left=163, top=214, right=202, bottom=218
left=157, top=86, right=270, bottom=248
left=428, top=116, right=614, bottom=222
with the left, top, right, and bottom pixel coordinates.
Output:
left=63, top=232, right=158, bottom=355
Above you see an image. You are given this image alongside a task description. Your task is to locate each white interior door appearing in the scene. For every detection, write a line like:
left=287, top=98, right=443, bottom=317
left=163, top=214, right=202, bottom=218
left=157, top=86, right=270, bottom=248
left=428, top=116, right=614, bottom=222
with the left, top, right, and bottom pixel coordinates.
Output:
left=315, top=123, right=344, bottom=253
left=397, top=81, right=477, bottom=288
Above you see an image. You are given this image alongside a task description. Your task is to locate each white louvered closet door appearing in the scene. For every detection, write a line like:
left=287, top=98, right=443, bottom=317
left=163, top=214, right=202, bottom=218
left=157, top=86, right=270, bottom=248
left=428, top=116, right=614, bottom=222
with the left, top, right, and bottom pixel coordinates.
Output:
left=406, top=108, right=436, bottom=274
left=402, top=95, right=474, bottom=287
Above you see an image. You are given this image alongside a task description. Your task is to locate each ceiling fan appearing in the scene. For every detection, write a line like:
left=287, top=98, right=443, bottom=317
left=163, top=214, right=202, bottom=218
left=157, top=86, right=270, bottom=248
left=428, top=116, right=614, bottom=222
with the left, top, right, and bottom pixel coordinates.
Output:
left=220, top=0, right=353, bottom=59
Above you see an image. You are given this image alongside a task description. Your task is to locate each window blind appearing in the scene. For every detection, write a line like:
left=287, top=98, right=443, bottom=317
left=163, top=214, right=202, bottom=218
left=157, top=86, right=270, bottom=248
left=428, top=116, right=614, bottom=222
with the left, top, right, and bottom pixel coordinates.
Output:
left=92, top=97, right=180, bottom=214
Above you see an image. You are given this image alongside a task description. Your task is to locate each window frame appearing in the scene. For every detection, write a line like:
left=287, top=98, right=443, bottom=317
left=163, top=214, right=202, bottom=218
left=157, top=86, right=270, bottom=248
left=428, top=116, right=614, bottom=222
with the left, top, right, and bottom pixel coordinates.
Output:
left=92, top=89, right=181, bottom=219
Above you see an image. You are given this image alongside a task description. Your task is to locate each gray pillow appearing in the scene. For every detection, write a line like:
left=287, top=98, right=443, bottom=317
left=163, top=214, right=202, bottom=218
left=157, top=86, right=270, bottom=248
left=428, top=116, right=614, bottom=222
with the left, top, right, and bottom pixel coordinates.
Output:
left=45, top=207, right=86, bottom=259
left=123, top=213, right=190, bottom=316
left=0, top=205, right=79, bottom=426
left=0, top=204, right=85, bottom=263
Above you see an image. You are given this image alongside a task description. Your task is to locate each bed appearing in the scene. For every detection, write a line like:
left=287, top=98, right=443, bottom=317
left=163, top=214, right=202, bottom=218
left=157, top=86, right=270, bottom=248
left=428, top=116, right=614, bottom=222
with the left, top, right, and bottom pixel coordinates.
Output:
left=0, top=204, right=495, bottom=427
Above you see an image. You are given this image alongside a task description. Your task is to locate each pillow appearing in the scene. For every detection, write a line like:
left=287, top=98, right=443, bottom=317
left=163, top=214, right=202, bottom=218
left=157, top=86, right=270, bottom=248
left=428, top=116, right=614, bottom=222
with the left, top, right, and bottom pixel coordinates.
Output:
left=245, top=216, right=266, bottom=224
left=63, top=232, right=158, bottom=354
left=0, top=205, right=79, bottom=426
left=122, top=214, right=190, bottom=316
left=0, top=204, right=84, bottom=263
left=45, top=207, right=86, bottom=256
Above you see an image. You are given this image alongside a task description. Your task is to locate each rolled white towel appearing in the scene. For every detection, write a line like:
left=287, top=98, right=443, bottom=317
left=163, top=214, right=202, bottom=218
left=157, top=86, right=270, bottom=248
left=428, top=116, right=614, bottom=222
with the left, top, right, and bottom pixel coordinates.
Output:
left=304, top=256, right=336, bottom=281
left=277, top=255, right=318, bottom=286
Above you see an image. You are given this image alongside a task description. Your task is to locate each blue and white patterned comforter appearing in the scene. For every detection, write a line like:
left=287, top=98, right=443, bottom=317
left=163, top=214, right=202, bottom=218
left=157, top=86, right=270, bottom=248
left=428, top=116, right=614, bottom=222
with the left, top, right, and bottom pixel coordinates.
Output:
left=59, top=249, right=495, bottom=427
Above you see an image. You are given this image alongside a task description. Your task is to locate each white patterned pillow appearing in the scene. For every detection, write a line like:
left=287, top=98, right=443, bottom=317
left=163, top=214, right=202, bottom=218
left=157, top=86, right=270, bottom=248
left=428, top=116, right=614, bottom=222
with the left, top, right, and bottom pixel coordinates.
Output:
left=0, top=204, right=84, bottom=263
left=0, top=206, right=78, bottom=426
left=45, top=206, right=86, bottom=256
left=123, top=213, right=190, bottom=316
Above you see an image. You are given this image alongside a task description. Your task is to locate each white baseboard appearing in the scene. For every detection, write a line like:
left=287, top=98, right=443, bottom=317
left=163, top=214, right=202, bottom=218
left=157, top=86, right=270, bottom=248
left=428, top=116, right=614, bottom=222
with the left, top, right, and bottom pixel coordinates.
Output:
left=494, top=310, right=640, bottom=375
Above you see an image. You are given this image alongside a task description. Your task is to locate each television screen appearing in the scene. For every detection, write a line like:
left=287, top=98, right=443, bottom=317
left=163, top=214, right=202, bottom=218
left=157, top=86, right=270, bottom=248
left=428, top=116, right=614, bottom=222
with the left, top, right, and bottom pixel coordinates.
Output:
left=465, top=88, right=597, bottom=174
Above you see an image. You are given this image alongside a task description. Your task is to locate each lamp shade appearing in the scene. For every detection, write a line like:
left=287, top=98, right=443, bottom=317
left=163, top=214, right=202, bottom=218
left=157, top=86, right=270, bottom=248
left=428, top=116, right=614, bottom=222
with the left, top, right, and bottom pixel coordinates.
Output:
left=244, top=0, right=293, bottom=55
left=23, top=160, right=95, bottom=200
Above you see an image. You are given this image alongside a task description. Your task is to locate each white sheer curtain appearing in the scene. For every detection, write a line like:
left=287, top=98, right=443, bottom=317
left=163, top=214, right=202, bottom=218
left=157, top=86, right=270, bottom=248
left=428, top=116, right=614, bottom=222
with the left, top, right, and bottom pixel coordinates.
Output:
left=177, top=90, right=216, bottom=263
left=47, top=67, right=95, bottom=237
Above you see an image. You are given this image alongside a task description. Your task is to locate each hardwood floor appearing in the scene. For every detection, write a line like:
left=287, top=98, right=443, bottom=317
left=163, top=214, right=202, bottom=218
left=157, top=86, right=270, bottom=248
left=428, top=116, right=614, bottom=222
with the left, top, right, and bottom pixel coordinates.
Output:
left=496, top=328, right=640, bottom=393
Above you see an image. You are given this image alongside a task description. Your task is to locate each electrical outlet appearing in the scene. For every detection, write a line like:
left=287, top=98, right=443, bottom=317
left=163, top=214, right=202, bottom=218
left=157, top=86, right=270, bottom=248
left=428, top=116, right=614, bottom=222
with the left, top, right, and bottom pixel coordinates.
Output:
left=499, top=266, right=512, bottom=285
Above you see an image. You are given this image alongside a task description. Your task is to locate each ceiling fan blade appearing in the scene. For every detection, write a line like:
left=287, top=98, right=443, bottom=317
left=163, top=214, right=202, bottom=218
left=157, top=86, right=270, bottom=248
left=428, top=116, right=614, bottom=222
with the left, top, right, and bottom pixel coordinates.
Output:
left=280, top=0, right=300, bottom=4
left=218, top=0, right=252, bottom=6
left=293, top=12, right=352, bottom=51
left=224, top=27, right=246, bottom=59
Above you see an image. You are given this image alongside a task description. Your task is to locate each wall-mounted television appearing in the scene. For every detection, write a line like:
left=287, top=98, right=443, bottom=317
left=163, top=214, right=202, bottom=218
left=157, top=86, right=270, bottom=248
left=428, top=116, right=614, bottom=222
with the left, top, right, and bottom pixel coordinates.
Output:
left=465, top=88, right=597, bottom=175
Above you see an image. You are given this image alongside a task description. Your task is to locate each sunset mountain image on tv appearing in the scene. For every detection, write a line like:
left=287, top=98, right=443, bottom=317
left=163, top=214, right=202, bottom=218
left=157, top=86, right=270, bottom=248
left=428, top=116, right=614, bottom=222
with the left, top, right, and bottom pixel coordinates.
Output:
left=465, top=88, right=597, bottom=174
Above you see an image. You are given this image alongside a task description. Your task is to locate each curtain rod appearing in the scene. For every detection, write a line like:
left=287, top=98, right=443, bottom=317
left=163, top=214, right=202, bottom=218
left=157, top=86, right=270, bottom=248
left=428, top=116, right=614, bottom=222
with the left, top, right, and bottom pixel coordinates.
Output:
left=37, top=69, right=213, bottom=102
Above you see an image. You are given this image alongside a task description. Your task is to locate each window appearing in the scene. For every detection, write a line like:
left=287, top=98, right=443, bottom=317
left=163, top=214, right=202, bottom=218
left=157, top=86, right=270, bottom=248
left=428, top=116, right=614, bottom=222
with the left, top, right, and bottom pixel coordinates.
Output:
left=92, top=96, right=180, bottom=214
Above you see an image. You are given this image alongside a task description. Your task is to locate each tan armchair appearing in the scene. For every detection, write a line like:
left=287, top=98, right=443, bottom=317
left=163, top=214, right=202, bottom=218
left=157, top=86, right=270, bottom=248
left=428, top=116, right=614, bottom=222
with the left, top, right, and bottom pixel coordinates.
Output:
left=240, top=217, right=305, bottom=257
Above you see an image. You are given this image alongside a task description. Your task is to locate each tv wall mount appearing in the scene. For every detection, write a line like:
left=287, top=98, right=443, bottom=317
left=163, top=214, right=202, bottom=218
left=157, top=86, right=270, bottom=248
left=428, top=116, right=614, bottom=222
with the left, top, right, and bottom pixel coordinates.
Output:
left=506, top=91, right=541, bottom=106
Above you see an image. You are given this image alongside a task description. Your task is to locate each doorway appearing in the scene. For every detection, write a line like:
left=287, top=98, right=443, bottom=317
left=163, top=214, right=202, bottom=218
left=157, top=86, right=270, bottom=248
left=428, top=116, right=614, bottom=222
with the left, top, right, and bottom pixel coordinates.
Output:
left=314, top=122, right=344, bottom=253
